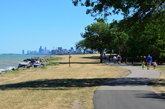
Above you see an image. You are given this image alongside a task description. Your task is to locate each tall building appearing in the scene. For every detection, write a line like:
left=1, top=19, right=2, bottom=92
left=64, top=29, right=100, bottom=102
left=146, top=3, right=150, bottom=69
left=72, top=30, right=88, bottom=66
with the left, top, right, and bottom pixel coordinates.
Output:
left=45, top=47, right=47, bottom=51
left=56, top=47, right=63, bottom=54
left=56, top=47, right=63, bottom=51
left=22, top=50, right=24, bottom=55
left=27, top=50, right=30, bottom=54
left=39, top=46, right=42, bottom=54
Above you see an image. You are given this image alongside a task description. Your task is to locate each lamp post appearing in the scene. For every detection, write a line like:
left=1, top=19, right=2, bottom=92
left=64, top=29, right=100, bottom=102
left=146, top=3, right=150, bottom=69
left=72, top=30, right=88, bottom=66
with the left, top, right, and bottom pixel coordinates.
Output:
left=69, top=53, right=72, bottom=67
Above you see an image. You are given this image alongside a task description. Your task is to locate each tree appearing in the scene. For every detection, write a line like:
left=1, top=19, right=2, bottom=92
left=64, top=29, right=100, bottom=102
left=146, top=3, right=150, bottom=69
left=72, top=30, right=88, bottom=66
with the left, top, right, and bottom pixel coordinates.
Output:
left=81, top=20, right=112, bottom=63
left=109, top=20, right=129, bottom=55
left=73, top=0, right=165, bottom=36
left=72, top=0, right=165, bottom=21
left=76, top=40, right=88, bottom=54
left=141, top=12, right=165, bottom=63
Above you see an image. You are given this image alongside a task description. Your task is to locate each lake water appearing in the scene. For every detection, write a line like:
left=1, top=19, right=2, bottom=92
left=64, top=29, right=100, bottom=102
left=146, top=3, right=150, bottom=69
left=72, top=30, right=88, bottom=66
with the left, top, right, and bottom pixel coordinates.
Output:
left=0, top=54, right=48, bottom=70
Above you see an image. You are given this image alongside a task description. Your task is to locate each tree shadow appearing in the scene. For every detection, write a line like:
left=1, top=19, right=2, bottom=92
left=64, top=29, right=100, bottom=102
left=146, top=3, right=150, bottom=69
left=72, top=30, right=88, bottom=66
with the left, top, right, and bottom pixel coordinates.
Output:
left=0, top=78, right=114, bottom=90
left=135, top=92, right=165, bottom=100
left=0, top=78, right=165, bottom=91
left=58, top=62, right=100, bottom=64
left=103, top=77, right=156, bottom=86
left=81, top=56, right=100, bottom=59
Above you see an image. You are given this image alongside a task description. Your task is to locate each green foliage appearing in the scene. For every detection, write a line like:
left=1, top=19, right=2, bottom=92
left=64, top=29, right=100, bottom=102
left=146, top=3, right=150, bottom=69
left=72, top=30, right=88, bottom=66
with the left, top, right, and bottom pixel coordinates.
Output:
left=48, top=57, right=62, bottom=61
left=3, top=69, right=21, bottom=75
left=50, top=63, right=59, bottom=66
left=73, top=1, right=165, bottom=63
left=76, top=40, right=88, bottom=54
left=39, top=66, right=47, bottom=69
left=82, top=21, right=112, bottom=52
left=72, top=0, right=165, bottom=24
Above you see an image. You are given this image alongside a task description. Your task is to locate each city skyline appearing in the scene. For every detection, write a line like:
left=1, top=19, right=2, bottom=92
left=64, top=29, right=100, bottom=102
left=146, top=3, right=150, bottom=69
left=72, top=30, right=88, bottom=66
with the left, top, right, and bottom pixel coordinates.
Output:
left=24, top=46, right=82, bottom=55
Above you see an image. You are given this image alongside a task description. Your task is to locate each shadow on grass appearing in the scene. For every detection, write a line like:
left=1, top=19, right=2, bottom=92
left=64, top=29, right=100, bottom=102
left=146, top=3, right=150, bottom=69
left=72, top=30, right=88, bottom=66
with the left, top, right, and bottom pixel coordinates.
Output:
left=58, top=62, right=100, bottom=64
left=0, top=78, right=165, bottom=91
left=0, top=78, right=113, bottom=90
left=81, top=56, right=100, bottom=59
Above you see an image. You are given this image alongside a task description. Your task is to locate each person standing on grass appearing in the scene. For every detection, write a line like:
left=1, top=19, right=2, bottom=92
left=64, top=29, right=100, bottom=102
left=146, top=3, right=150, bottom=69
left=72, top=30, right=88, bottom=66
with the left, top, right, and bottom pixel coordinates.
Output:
left=146, top=54, right=152, bottom=70
left=152, top=60, right=157, bottom=70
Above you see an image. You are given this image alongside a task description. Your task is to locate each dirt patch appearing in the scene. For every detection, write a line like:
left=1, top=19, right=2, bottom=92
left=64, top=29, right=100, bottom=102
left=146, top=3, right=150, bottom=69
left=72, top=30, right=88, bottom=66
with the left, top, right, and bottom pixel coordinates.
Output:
left=71, top=99, right=83, bottom=109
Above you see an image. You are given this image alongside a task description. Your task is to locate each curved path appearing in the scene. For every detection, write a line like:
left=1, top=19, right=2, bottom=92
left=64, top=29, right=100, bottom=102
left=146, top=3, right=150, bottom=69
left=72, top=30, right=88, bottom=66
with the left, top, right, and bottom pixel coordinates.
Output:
left=93, top=62, right=165, bottom=109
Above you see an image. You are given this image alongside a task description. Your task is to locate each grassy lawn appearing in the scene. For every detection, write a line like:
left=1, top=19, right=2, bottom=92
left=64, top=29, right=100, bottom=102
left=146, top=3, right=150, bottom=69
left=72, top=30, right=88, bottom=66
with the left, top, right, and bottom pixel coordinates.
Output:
left=0, top=54, right=130, bottom=109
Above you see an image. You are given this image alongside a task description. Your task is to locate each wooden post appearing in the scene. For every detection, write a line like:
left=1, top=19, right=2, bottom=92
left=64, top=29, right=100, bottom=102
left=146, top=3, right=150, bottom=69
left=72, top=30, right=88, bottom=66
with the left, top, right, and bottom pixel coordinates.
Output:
left=69, top=54, right=71, bottom=67
left=69, top=54, right=70, bottom=67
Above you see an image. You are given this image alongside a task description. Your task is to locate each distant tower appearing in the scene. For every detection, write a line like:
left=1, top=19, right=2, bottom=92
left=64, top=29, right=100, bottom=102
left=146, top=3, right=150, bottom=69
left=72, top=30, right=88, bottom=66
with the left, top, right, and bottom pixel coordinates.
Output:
left=22, top=50, right=24, bottom=55
left=45, top=47, right=47, bottom=54
left=39, top=46, right=42, bottom=54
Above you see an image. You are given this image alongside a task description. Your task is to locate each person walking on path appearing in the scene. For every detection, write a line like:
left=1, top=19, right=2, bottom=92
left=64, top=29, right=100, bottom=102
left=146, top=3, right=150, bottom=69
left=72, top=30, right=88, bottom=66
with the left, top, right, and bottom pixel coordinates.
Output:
left=113, top=56, right=117, bottom=64
left=152, top=60, right=157, bottom=70
left=117, top=55, right=121, bottom=64
left=108, top=55, right=111, bottom=63
left=141, top=60, right=145, bottom=70
left=146, top=54, right=152, bottom=70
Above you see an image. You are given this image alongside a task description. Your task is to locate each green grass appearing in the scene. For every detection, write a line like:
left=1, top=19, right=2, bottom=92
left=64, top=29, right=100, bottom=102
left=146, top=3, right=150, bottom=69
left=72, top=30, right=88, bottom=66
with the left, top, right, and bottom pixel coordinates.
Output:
left=43, top=56, right=62, bottom=66
left=39, top=66, right=47, bottom=69
left=47, top=56, right=63, bottom=61
left=47, top=62, right=60, bottom=66
left=3, top=69, right=21, bottom=75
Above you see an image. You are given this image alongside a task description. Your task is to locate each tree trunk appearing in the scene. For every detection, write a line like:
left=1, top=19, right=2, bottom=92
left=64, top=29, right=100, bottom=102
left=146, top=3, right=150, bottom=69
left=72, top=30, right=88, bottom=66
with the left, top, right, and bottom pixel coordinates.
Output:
left=131, top=56, right=134, bottom=64
left=91, top=49, right=93, bottom=54
left=100, top=52, right=103, bottom=63
left=83, top=49, right=85, bottom=54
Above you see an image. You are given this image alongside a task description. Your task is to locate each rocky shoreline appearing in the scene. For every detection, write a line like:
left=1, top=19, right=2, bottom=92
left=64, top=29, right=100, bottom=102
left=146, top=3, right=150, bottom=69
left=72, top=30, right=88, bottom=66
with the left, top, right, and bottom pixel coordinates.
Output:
left=0, top=57, right=49, bottom=74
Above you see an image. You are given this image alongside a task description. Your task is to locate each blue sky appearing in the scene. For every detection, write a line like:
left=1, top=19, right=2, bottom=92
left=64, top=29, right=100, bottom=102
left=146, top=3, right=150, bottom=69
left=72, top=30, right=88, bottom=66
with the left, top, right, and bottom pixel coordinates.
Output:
left=0, top=0, right=124, bottom=54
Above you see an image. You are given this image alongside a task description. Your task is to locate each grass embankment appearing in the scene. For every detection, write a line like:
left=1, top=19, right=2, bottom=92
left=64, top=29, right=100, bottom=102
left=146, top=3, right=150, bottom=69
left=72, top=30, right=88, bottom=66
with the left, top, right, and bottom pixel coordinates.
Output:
left=149, top=65, right=165, bottom=97
left=0, top=54, right=130, bottom=109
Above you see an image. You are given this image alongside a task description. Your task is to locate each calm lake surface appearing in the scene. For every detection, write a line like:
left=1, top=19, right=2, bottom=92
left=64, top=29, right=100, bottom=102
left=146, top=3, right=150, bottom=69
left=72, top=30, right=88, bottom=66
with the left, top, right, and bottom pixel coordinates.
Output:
left=0, top=54, right=48, bottom=70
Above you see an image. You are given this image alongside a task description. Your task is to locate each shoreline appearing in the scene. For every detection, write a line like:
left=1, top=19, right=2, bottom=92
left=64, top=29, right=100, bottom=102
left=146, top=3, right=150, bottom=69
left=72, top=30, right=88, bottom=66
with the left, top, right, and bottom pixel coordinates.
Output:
left=0, top=55, right=50, bottom=73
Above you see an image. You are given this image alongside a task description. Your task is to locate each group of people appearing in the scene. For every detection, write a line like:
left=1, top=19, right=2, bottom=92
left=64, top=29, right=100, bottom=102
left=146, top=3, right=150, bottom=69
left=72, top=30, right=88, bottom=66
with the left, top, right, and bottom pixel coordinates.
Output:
left=141, top=54, right=157, bottom=70
left=104, top=53, right=157, bottom=70
left=103, top=54, right=122, bottom=64
left=112, top=55, right=122, bottom=64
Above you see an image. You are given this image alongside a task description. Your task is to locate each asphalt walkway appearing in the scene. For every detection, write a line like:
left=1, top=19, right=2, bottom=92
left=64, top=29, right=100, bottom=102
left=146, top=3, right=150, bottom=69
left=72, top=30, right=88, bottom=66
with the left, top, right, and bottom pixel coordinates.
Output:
left=93, top=61, right=165, bottom=109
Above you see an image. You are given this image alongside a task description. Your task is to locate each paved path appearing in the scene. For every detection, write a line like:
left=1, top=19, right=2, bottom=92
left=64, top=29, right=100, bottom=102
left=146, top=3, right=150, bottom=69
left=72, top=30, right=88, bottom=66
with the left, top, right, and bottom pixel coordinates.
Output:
left=93, top=61, right=165, bottom=109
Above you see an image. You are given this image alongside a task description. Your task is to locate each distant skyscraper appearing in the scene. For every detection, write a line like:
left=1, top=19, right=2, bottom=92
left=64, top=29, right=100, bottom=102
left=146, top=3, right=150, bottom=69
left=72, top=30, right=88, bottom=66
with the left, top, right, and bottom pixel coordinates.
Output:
left=44, top=47, right=46, bottom=51
left=22, top=50, right=24, bottom=55
left=39, top=46, right=42, bottom=54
